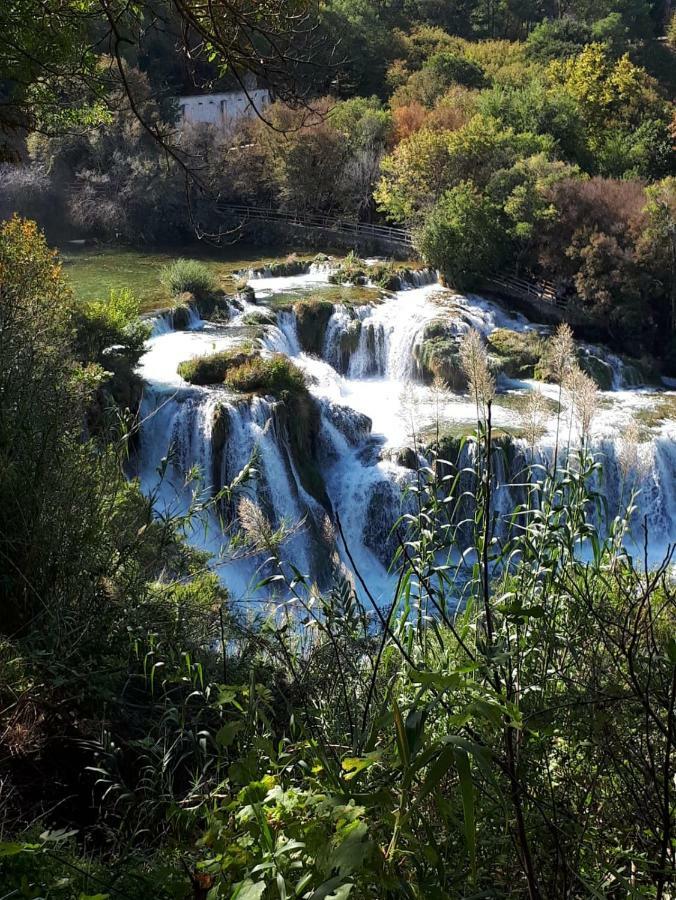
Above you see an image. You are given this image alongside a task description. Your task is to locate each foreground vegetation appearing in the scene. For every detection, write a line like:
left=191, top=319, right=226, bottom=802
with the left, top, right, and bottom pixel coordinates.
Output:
left=1, top=0, right=675, bottom=894
left=1, top=218, right=674, bottom=898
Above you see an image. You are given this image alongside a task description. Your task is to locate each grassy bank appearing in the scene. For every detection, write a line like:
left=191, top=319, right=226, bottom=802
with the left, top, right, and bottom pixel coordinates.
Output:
left=60, top=244, right=321, bottom=312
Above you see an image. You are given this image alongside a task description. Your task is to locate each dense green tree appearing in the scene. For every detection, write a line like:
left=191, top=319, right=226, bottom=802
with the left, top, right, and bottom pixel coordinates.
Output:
left=417, top=181, right=505, bottom=286
left=376, top=114, right=552, bottom=221
left=525, top=17, right=593, bottom=61
left=425, top=49, right=488, bottom=86
left=476, top=79, right=588, bottom=162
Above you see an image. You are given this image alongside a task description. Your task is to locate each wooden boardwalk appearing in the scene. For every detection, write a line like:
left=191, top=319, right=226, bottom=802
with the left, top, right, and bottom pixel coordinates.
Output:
left=216, top=203, right=414, bottom=250
left=483, top=273, right=566, bottom=309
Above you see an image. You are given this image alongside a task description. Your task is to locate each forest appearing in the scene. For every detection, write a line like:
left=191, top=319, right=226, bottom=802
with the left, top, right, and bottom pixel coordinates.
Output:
left=0, top=2, right=675, bottom=899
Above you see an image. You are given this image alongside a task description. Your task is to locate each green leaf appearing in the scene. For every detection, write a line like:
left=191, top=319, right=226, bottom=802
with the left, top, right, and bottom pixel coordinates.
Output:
left=329, top=821, right=369, bottom=876
left=215, top=720, right=244, bottom=747
left=666, top=636, right=676, bottom=666
left=409, top=670, right=462, bottom=691
left=418, top=745, right=455, bottom=803
left=342, top=751, right=382, bottom=780
left=455, top=750, right=476, bottom=881
left=308, top=878, right=354, bottom=900
left=392, top=699, right=410, bottom=769
left=232, top=880, right=266, bottom=900
left=0, top=841, right=38, bottom=857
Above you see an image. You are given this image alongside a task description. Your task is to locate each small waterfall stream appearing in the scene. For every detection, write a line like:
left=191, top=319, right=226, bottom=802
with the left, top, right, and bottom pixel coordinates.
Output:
left=134, top=265, right=676, bottom=604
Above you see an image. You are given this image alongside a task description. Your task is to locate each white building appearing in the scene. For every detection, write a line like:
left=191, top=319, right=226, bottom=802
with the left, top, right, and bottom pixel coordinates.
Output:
left=177, top=88, right=271, bottom=129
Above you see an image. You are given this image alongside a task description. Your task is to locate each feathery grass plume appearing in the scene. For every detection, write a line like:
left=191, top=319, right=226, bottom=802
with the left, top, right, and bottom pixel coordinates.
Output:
left=618, top=418, right=647, bottom=481
left=520, top=389, right=548, bottom=449
left=237, top=497, right=285, bottom=553
left=547, top=322, right=575, bottom=384
left=565, top=364, right=599, bottom=439
left=459, top=328, right=495, bottom=418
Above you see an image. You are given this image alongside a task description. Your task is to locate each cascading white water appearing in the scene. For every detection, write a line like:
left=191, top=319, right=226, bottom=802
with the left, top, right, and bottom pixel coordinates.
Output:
left=134, top=263, right=676, bottom=604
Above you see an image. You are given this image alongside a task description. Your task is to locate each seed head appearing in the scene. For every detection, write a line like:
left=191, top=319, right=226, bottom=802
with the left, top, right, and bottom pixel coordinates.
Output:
left=565, top=364, right=598, bottom=439
left=238, top=496, right=275, bottom=552
left=520, top=389, right=548, bottom=449
left=547, top=323, right=575, bottom=384
left=460, top=328, right=495, bottom=416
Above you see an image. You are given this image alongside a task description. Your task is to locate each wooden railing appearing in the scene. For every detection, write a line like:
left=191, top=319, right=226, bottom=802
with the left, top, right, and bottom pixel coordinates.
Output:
left=484, top=273, right=567, bottom=309
left=216, top=203, right=414, bottom=248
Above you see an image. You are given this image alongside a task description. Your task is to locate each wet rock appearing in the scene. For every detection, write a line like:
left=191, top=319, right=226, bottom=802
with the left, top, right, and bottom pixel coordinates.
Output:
left=294, top=299, right=334, bottom=355
left=363, top=481, right=403, bottom=566
left=323, top=404, right=372, bottom=446
left=488, top=328, right=545, bottom=379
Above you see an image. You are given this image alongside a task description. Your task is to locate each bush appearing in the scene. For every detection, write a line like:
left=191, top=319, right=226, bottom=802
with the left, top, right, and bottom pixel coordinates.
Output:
left=224, top=354, right=307, bottom=398
left=160, top=258, right=217, bottom=299
left=177, top=348, right=253, bottom=385
left=425, top=51, right=486, bottom=88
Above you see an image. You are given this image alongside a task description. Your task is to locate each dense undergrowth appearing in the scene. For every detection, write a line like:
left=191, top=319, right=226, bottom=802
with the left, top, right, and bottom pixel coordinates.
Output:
left=1, top=218, right=674, bottom=898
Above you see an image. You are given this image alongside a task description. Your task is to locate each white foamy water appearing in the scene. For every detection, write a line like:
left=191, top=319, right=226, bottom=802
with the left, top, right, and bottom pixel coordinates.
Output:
left=135, top=270, right=676, bottom=604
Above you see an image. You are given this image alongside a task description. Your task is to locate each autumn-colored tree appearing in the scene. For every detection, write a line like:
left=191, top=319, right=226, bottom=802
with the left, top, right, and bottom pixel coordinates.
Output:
left=376, top=114, right=552, bottom=222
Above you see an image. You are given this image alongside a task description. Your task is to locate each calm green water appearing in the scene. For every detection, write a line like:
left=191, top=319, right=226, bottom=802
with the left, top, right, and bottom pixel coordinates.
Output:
left=60, top=244, right=319, bottom=312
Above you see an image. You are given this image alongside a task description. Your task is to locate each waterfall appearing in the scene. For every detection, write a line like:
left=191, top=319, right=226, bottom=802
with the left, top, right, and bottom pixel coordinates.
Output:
left=135, top=263, right=676, bottom=604
left=322, top=287, right=450, bottom=380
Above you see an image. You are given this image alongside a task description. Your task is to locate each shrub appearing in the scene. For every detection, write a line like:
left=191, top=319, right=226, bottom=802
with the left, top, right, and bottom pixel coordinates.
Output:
left=177, top=348, right=253, bottom=385
left=224, top=354, right=307, bottom=398
left=160, top=258, right=217, bottom=299
left=425, top=51, right=486, bottom=88
left=418, top=182, right=505, bottom=289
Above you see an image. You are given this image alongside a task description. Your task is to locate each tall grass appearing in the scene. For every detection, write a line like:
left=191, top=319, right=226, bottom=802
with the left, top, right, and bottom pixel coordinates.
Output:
left=160, top=257, right=217, bottom=298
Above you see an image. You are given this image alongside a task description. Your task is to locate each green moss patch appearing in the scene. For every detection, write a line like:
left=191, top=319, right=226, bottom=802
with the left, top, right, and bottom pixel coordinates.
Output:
left=413, top=321, right=467, bottom=390
left=178, top=348, right=254, bottom=386
left=488, top=328, right=546, bottom=379
left=241, top=309, right=277, bottom=327
left=634, top=394, right=676, bottom=431
left=577, top=351, right=614, bottom=391
left=328, top=253, right=423, bottom=291
left=336, top=319, right=362, bottom=373
left=493, top=390, right=559, bottom=416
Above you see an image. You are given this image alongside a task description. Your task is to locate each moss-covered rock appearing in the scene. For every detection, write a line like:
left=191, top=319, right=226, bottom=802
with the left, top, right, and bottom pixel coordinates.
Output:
left=263, top=254, right=309, bottom=277
left=171, top=296, right=195, bottom=330
left=178, top=348, right=254, bottom=385
left=241, top=309, right=277, bottom=327
left=211, top=403, right=231, bottom=492
left=276, top=391, right=329, bottom=508
left=327, top=254, right=424, bottom=291
left=237, top=285, right=257, bottom=304
left=488, top=328, right=546, bottom=379
left=363, top=481, right=401, bottom=565
left=413, top=321, right=467, bottom=390
left=395, top=446, right=419, bottom=469
left=294, top=299, right=334, bottom=355
left=578, top=351, right=614, bottom=391
left=223, top=354, right=307, bottom=399
left=534, top=340, right=616, bottom=390
left=196, top=290, right=231, bottom=321
left=337, top=320, right=362, bottom=373
left=328, top=252, right=369, bottom=286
